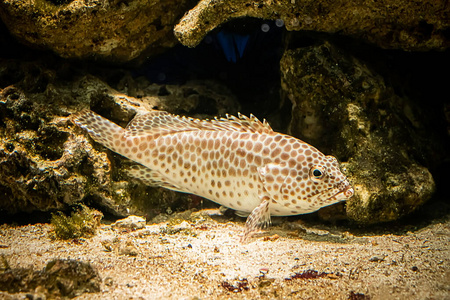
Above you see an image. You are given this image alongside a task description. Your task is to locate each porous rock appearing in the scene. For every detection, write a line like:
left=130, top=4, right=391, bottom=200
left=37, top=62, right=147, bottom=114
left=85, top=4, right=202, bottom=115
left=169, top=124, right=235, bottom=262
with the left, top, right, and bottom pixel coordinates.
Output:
left=280, top=41, right=438, bottom=223
left=0, top=57, right=238, bottom=216
left=117, top=76, right=241, bottom=118
left=175, top=0, right=450, bottom=51
left=0, top=0, right=196, bottom=63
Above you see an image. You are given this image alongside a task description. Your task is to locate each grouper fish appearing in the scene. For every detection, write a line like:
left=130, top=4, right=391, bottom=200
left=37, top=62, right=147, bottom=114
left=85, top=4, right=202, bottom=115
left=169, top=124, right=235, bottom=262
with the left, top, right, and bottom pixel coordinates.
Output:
left=72, top=110, right=354, bottom=240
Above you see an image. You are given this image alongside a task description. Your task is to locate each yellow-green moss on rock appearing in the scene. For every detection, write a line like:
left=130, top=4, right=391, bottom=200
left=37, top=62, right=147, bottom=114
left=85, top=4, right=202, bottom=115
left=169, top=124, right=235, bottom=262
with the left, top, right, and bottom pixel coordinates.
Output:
left=50, top=204, right=103, bottom=239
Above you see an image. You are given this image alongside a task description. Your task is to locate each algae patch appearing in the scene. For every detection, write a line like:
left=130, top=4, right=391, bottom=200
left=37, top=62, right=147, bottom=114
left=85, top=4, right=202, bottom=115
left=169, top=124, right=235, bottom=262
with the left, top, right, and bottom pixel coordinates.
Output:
left=50, top=205, right=103, bottom=240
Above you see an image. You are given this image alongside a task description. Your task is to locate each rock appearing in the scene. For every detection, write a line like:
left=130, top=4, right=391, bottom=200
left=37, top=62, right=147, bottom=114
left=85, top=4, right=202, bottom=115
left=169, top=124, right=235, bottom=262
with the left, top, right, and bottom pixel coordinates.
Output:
left=280, top=41, right=439, bottom=224
left=0, top=57, right=239, bottom=217
left=0, top=0, right=196, bottom=63
left=174, top=0, right=449, bottom=51
left=111, top=215, right=146, bottom=230
left=0, top=258, right=101, bottom=298
left=118, top=239, right=139, bottom=256
left=100, top=235, right=120, bottom=252
left=117, top=77, right=241, bottom=118
left=0, top=76, right=129, bottom=215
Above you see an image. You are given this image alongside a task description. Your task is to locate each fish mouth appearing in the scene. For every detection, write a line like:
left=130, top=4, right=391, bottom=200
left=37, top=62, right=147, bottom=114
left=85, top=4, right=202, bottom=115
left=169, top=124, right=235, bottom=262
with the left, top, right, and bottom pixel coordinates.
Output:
left=332, top=183, right=354, bottom=201
left=310, top=182, right=354, bottom=205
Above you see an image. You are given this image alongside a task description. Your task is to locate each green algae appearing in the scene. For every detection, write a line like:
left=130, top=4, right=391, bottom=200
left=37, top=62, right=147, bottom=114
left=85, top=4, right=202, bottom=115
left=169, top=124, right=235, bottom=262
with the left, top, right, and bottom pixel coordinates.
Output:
left=50, top=204, right=103, bottom=240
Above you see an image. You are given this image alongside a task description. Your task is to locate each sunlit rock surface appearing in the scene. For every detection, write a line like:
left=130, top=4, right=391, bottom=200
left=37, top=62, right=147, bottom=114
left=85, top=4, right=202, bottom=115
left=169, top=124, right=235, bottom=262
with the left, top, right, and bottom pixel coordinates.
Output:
left=280, top=41, right=440, bottom=224
left=175, top=0, right=450, bottom=51
left=0, top=0, right=196, bottom=63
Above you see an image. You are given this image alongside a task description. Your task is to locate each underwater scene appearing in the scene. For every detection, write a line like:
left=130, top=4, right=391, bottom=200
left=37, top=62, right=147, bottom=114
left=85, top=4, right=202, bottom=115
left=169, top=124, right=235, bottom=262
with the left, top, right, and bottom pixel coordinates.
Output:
left=0, top=0, right=449, bottom=299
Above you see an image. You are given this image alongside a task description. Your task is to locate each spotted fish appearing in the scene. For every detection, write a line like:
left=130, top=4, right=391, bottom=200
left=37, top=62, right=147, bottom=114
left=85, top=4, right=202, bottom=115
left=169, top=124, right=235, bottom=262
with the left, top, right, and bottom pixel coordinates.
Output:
left=72, top=109, right=354, bottom=240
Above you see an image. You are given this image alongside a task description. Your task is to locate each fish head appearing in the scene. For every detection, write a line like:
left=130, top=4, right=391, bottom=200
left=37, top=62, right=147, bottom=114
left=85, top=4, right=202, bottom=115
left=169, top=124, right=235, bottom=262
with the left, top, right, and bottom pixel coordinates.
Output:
left=290, top=154, right=354, bottom=212
left=259, top=148, right=354, bottom=214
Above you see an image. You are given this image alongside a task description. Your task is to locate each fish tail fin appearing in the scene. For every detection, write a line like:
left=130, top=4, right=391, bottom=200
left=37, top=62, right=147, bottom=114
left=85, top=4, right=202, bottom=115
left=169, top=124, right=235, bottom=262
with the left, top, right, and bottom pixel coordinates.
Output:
left=71, top=110, right=125, bottom=152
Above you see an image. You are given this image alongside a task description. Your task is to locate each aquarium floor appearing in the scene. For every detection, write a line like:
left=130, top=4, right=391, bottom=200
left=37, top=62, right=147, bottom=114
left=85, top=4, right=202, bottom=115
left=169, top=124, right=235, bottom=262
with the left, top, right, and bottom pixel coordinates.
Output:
left=1, top=209, right=449, bottom=299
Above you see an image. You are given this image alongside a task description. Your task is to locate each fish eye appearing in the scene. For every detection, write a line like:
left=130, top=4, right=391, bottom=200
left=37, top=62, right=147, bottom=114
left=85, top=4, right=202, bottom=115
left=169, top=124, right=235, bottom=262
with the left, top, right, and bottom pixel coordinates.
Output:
left=310, top=166, right=325, bottom=182
left=313, top=169, right=322, bottom=177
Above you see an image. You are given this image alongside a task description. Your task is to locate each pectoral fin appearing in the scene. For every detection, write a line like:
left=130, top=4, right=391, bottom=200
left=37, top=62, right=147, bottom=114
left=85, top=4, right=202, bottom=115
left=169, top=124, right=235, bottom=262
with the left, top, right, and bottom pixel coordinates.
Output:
left=241, top=197, right=271, bottom=243
left=258, top=163, right=289, bottom=199
left=240, top=163, right=291, bottom=242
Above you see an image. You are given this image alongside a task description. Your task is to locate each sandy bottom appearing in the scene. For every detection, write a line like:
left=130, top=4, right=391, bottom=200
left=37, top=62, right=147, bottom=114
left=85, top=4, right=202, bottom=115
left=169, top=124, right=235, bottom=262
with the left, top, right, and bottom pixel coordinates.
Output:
left=0, top=209, right=449, bottom=299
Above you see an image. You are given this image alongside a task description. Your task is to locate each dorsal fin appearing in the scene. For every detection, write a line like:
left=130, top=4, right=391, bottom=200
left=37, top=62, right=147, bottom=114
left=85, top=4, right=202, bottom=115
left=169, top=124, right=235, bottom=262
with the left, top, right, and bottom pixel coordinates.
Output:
left=125, top=110, right=202, bottom=137
left=215, top=113, right=273, bottom=134
left=124, top=110, right=273, bottom=137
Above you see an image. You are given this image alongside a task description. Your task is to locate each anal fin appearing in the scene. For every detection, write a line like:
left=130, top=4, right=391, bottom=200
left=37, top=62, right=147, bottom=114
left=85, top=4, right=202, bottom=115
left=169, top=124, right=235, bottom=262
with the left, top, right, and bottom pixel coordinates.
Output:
left=127, top=164, right=186, bottom=193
